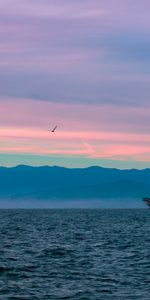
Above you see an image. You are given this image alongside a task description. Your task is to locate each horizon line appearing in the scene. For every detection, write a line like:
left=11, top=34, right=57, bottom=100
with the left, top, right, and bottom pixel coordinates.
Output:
left=0, top=164, right=150, bottom=171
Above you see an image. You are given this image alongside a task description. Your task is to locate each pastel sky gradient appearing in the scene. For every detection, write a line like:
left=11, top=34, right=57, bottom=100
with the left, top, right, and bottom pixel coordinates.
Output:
left=0, top=0, right=150, bottom=168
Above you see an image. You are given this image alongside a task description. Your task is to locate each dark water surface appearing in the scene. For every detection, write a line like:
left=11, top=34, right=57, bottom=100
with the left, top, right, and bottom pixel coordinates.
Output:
left=0, top=209, right=150, bottom=300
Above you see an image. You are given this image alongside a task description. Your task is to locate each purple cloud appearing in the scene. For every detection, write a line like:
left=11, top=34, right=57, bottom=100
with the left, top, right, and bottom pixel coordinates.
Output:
left=0, top=1, right=150, bottom=106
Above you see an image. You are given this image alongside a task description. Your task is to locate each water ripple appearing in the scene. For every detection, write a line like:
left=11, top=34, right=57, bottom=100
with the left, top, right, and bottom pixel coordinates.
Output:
left=0, top=209, right=150, bottom=299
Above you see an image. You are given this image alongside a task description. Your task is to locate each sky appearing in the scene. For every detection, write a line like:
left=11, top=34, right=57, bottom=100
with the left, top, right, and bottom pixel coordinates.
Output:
left=0, top=0, right=150, bottom=169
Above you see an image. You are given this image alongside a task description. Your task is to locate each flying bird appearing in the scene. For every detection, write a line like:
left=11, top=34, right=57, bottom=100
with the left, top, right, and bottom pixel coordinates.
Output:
left=51, top=125, right=57, bottom=132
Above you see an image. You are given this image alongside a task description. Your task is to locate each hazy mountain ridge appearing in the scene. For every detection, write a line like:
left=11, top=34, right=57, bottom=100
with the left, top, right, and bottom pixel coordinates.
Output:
left=0, top=165, right=150, bottom=201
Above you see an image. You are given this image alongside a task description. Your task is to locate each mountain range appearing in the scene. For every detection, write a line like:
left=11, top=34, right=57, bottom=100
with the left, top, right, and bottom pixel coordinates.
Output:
left=0, top=165, right=149, bottom=207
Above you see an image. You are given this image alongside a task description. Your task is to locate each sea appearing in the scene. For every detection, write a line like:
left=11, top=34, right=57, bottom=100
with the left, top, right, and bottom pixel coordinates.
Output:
left=0, top=209, right=150, bottom=300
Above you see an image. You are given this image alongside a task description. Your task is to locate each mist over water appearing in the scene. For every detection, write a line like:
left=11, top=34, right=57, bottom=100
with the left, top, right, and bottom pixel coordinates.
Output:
left=0, top=209, right=150, bottom=299
left=0, top=198, right=145, bottom=209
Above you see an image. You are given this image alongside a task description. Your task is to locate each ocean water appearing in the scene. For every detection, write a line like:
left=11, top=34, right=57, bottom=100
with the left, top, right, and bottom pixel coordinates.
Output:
left=0, top=209, right=150, bottom=300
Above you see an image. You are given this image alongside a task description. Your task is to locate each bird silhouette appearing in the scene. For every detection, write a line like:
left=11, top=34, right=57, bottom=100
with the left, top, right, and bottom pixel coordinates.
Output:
left=51, top=125, right=57, bottom=132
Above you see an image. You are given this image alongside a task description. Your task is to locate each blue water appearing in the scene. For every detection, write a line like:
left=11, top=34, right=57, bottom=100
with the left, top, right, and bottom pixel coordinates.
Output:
left=0, top=209, right=150, bottom=299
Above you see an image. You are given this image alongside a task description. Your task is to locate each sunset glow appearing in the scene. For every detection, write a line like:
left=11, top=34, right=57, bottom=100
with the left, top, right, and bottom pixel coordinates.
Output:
left=0, top=1, right=150, bottom=168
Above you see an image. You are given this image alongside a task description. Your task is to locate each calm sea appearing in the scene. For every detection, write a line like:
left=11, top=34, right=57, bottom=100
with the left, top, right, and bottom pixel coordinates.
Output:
left=0, top=209, right=150, bottom=300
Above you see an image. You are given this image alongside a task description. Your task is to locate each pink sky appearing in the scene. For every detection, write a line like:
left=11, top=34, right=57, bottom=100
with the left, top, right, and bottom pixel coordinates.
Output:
left=0, top=1, right=150, bottom=168
left=1, top=97, right=150, bottom=165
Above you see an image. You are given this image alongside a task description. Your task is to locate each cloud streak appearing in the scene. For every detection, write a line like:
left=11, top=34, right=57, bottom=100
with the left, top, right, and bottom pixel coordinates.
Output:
left=0, top=98, right=150, bottom=163
left=0, top=1, right=150, bottom=106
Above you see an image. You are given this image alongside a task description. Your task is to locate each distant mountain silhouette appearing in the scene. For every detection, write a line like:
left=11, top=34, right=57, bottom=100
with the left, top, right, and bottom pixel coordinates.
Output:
left=0, top=165, right=149, bottom=203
